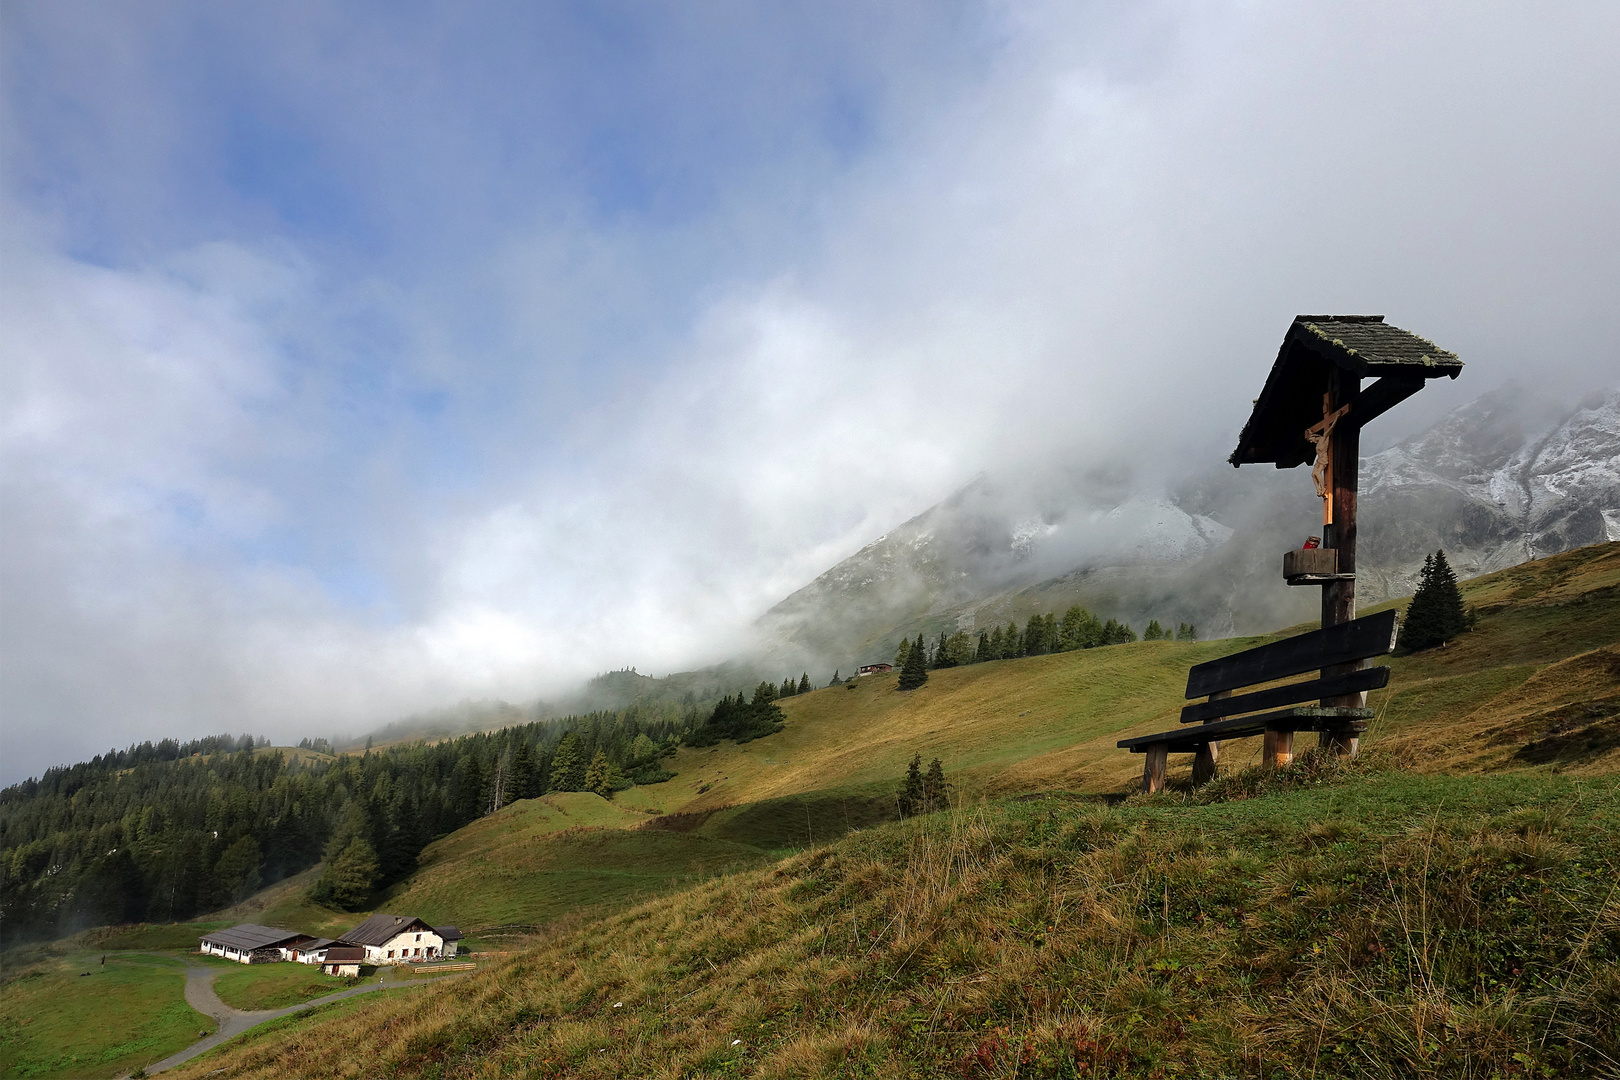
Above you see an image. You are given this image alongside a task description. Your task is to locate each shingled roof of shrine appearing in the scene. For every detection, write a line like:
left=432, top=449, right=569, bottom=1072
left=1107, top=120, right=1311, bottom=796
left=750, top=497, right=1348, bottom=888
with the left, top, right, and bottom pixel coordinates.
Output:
left=1229, top=315, right=1462, bottom=468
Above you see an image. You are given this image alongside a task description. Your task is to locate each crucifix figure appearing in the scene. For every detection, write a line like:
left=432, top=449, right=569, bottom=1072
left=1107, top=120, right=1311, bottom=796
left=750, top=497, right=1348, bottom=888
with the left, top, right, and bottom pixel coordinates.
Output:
left=1305, top=393, right=1351, bottom=525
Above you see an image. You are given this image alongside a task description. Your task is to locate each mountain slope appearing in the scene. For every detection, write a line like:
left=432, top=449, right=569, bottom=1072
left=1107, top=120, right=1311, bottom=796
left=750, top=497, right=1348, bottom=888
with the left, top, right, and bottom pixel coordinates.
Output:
left=755, top=387, right=1620, bottom=673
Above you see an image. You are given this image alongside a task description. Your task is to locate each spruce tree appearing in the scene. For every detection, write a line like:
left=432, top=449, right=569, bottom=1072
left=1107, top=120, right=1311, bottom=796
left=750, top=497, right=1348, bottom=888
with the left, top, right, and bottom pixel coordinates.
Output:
left=1144, top=619, right=1165, bottom=641
left=894, top=637, right=912, bottom=668
left=585, top=749, right=611, bottom=797
left=988, top=625, right=1003, bottom=659
left=1399, top=549, right=1469, bottom=651
left=1431, top=550, right=1468, bottom=642
left=922, top=758, right=950, bottom=813
left=829, top=670, right=842, bottom=687
left=323, top=837, right=379, bottom=910
left=1023, top=615, right=1044, bottom=655
left=974, top=630, right=990, bottom=662
left=898, top=753, right=924, bottom=816
left=898, top=632, right=929, bottom=690
left=509, top=740, right=536, bottom=800
left=798, top=672, right=811, bottom=694
left=1399, top=553, right=1438, bottom=651
left=547, top=732, right=585, bottom=792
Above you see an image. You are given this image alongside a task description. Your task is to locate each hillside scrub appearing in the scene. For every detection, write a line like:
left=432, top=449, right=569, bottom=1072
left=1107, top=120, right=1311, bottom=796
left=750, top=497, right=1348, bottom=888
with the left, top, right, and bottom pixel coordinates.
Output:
left=171, top=768, right=1620, bottom=1080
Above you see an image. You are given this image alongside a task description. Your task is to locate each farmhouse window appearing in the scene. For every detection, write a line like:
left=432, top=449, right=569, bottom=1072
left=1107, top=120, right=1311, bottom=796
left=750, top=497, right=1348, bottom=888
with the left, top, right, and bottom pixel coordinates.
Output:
left=415, top=933, right=421, bottom=941
left=388, top=949, right=395, bottom=958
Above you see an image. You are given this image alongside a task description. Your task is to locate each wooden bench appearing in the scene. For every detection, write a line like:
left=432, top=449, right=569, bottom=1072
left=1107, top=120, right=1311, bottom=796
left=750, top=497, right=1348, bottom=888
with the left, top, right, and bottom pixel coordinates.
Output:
left=1118, top=609, right=1398, bottom=793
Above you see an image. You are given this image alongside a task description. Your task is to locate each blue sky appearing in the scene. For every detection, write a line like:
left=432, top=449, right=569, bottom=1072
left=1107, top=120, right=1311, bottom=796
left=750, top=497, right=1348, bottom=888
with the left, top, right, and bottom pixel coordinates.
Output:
left=3, top=1, right=1617, bottom=781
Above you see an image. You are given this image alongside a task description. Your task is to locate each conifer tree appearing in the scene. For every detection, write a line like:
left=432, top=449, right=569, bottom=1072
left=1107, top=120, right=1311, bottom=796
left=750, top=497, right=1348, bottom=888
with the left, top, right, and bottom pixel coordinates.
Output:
left=974, top=630, right=990, bottom=663
left=922, top=758, right=951, bottom=813
left=898, top=633, right=929, bottom=690
left=1399, top=549, right=1469, bottom=651
left=798, top=672, right=811, bottom=694
left=829, top=670, right=842, bottom=687
left=898, top=753, right=924, bottom=816
left=754, top=681, right=777, bottom=705
left=1023, top=614, right=1044, bottom=655
left=894, top=637, right=912, bottom=668
left=509, top=740, right=537, bottom=800
left=322, top=837, right=379, bottom=910
left=988, top=625, right=1003, bottom=659
left=585, top=749, right=611, bottom=797
left=547, top=731, right=585, bottom=792
left=1144, top=619, right=1166, bottom=641
left=214, top=835, right=263, bottom=903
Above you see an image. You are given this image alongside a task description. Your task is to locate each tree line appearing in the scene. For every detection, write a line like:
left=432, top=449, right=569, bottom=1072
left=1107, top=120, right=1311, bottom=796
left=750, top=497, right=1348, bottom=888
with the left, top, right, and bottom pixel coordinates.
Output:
left=889, top=606, right=1197, bottom=687
left=0, top=686, right=799, bottom=943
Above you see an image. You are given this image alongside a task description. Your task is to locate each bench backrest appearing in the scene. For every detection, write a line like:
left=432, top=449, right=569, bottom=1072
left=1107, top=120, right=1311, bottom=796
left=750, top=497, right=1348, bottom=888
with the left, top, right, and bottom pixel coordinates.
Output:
left=1184, top=609, right=1398, bottom=698
left=1178, top=609, right=1398, bottom=725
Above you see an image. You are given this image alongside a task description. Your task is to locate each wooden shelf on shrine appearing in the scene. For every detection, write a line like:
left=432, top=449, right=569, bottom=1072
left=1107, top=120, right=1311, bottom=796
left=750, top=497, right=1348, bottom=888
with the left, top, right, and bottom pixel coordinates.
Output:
left=1283, top=547, right=1354, bottom=585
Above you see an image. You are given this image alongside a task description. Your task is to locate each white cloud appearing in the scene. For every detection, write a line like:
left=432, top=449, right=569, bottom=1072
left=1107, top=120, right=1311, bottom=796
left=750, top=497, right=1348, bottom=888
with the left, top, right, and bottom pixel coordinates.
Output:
left=4, top=1, right=1617, bottom=781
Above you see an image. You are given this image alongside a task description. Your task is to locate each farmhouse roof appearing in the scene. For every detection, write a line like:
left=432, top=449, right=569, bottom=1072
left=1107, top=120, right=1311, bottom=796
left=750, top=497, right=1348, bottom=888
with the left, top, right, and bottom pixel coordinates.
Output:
left=323, top=946, right=365, bottom=963
left=340, top=912, right=435, bottom=946
left=199, top=924, right=306, bottom=952
left=1230, top=316, right=1462, bottom=468
left=300, top=937, right=335, bottom=951
left=434, top=925, right=463, bottom=941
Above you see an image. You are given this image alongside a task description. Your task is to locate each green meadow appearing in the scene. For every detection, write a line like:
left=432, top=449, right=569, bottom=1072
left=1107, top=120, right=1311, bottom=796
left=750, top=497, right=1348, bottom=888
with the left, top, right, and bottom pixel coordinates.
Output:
left=0, top=952, right=207, bottom=1079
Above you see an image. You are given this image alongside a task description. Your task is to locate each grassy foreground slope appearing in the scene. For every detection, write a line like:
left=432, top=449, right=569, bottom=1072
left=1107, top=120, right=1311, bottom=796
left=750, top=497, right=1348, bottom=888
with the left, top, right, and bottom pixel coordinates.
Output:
left=169, top=762, right=1620, bottom=1080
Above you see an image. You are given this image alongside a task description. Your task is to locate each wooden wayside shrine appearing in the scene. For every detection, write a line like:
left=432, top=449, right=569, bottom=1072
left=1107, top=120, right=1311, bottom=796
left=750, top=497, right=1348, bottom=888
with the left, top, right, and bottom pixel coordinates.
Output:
left=1121, top=315, right=1461, bottom=792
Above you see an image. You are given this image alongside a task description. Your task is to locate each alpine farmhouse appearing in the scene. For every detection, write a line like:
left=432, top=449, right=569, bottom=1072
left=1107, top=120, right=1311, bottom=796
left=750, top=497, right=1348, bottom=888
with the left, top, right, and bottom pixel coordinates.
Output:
left=199, top=912, right=462, bottom=970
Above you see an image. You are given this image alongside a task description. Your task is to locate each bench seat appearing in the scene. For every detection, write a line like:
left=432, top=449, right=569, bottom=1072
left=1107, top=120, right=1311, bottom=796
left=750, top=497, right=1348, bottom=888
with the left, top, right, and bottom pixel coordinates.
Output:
left=1118, top=707, right=1372, bottom=754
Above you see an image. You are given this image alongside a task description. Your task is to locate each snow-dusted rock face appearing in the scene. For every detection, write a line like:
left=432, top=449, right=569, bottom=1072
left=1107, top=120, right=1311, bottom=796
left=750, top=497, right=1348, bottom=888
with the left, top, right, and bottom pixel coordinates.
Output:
left=1358, top=387, right=1620, bottom=600
left=1093, top=497, right=1234, bottom=566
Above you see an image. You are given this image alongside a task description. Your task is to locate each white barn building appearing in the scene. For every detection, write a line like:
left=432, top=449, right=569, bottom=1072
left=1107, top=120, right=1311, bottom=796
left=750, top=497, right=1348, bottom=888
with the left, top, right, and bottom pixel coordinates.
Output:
left=339, top=913, right=451, bottom=965
left=199, top=924, right=310, bottom=964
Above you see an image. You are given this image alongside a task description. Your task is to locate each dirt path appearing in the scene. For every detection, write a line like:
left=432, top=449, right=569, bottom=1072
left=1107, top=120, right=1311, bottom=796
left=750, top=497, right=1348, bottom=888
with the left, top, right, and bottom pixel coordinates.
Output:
left=129, top=960, right=467, bottom=1076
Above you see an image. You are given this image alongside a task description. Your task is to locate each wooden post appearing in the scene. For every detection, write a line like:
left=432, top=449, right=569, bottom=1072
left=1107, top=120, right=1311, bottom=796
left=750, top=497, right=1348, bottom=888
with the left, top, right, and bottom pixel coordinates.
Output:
left=1320, top=367, right=1362, bottom=757
left=1142, top=744, right=1167, bottom=794
left=1263, top=729, right=1294, bottom=767
left=1192, top=741, right=1220, bottom=785
left=1191, top=689, right=1230, bottom=786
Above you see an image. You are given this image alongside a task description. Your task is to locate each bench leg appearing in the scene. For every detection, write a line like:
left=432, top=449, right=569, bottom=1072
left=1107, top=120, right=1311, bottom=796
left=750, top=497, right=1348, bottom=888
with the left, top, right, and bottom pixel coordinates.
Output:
left=1191, top=740, right=1220, bottom=786
left=1263, top=729, right=1294, bottom=767
left=1319, top=729, right=1359, bottom=757
left=1142, top=744, right=1167, bottom=794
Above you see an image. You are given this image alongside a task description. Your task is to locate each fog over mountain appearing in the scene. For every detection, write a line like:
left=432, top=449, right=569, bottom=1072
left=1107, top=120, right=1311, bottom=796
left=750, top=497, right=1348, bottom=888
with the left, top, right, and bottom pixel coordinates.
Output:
left=753, top=385, right=1620, bottom=673
left=4, top=3, right=1619, bottom=783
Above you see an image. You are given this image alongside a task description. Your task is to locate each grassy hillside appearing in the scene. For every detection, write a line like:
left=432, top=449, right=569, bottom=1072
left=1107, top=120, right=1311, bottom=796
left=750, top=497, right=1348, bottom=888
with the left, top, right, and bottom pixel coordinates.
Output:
left=376, top=793, right=775, bottom=934
left=167, top=762, right=1620, bottom=1079
left=652, top=542, right=1620, bottom=828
